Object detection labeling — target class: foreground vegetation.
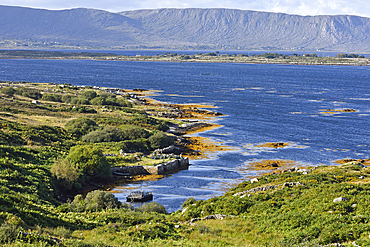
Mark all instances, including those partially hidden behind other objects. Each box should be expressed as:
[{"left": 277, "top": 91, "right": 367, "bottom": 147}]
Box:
[
  {"left": 1, "top": 81, "right": 370, "bottom": 246},
  {"left": 0, "top": 50, "right": 369, "bottom": 66}
]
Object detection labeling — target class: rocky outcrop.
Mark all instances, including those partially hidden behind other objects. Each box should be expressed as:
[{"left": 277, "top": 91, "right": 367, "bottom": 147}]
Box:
[
  {"left": 187, "top": 214, "right": 236, "bottom": 224},
  {"left": 233, "top": 182, "right": 305, "bottom": 197},
  {"left": 153, "top": 145, "right": 183, "bottom": 155},
  {"left": 168, "top": 122, "right": 209, "bottom": 135},
  {"left": 111, "top": 157, "right": 189, "bottom": 176}
]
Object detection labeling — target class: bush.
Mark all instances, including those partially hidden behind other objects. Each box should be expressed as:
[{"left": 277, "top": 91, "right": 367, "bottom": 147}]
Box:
[
  {"left": 90, "top": 96, "right": 106, "bottom": 105},
  {"left": 182, "top": 197, "right": 197, "bottom": 208},
  {"left": 117, "top": 98, "right": 132, "bottom": 107},
  {"left": 0, "top": 87, "right": 16, "bottom": 97},
  {"left": 121, "top": 138, "right": 149, "bottom": 152},
  {"left": 90, "top": 94, "right": 132, "bottom": 107},
  {"left": 0, "top": 223, "right": 18, "bottom": 244},
  {"left": 120, "top": 125, "right": 149, "bottom": 140},
  {"left": 41, "top": 94, "right": 56, "bottom": 101},
  {"left": 82, "top": 125, "right": 149, "bottom": 143},
  {"left": 68, "top": 190, "right": 121, "bottom": 212},
  {"left": 81, "top": 90, "right": 97, "bottom": 101},
  {"left": 85, "top": 190, "right": 121, "bottom": 211},
  {"left": 67, "top": 145, "right": 111, "bottom": 179},
  {"left": 52, "top": 226, "right": 72, "bottom": 239},
  {"left": 71, "top": 106, "right": 97, "bottom": 114},
  {"left": 136, "top": 202, "right": 167, "bottom": 214},
  {"left": 71, "top": 97, "right": 90, "bottom": 105},
  {"left": 51, "top": 158, "right": 82, "bottom": 190},
  {"left": 16, "top": 87, "right": 42, "bottom": 99},
  {"left": 148, "top": 131, "right": 174, "bottom": 149},
  {"left": 52, "top": 145, "right": 111, "bottom": 191},
  {"left": 61, "top": 94, "right": 76, "bottom": 103},
  {"left": 82, "top": 126, "right": 123, "bottom": 143},
  {"left": 65, "top": 118, "right": 98, "bottom": 138},
  {"left": 41, "top": 93, "right": 63, "bottom": 102}
]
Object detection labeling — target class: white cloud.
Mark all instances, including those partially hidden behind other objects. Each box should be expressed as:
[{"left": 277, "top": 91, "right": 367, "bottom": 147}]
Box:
[
  {"left": 270, "top": 0, "right": 369, "bottom": 16},
  {"left": 1, "top": 0, "right": 369, "bottom": 17}
]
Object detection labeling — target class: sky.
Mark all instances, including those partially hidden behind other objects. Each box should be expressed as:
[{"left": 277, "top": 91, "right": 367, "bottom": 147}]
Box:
[{"left": 1, "top": 0, "right": 370, "bottom": 18}]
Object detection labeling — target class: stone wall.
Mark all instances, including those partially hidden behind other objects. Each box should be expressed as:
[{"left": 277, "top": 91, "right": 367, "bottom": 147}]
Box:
[{"left": 111, "top": 157, "right": 190, "bottom": 176}]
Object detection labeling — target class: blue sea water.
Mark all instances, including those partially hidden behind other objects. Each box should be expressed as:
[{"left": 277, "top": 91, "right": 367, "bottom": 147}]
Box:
[{"left": 1, "top": 59, "right": 369, "bottom": 212}]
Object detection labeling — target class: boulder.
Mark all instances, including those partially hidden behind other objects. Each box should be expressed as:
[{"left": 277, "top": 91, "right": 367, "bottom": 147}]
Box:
[{"left": 333, "top": 197, "right": 349, "bottom": 203}]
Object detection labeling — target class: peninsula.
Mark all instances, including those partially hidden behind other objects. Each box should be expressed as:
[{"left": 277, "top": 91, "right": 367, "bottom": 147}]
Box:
[{"left": 1, "top": 50, "right": 369, "bottom": 66}]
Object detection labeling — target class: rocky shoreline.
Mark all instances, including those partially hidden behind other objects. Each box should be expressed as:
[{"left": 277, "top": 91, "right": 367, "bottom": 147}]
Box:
[{"left": 79, "top": 95, "right": 224, "bottom": 197}]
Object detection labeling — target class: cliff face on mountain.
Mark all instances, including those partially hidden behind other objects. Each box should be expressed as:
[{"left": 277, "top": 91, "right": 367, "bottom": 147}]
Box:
[{"left": 1, "top": 5, "right": 369, "bottom": 52}]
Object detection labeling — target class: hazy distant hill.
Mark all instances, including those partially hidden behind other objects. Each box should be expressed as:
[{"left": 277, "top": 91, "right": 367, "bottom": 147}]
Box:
[{"left": 1, "top": 5, "right": 370, "bottom": 52}]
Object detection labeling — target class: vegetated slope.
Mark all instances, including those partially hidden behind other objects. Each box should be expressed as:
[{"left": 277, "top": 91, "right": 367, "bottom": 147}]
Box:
[{"left": 1, "top": 5, "right": 370, "bottom": 51}]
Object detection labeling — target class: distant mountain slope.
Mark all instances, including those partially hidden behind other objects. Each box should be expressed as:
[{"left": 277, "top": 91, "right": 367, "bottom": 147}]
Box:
[
  {"left": 1, "top": 5, "right": 370, "bottom": 52},
  {"left": 0, "top": 5, "right": 175, "bottom": 47},
  {"left": 120, "top": 8, "right": 370, "bottom": 52}
]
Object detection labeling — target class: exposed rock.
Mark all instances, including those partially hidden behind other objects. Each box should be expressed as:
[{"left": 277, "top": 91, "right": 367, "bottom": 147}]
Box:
[
  {"left": 111, "top": 157, "right": 190, "bottom": 176},
  {"left": 250, "top": 178, "right": 259, "bottom": 183},
  {"left": 297, "top": 169, "right": 311, "bottom": 174},
  {"left": 167, "top": 122, "right": 209, "bottom": 135},
  {"left": 233, "top": 182, "right": 304, "bottom": 197},
  {"left": 282, "top": 167, "right": 312, "bottom": 174},
  {"left": 154, "top": 145, "right": 183, "bottom": 155},
  {"left": 182, "top": 207, "right": 188, "bottom": 214},
  {"left": 188, "top": 214, "right": 236, "bottom": 224},
  {"left": 333, "top": 197, "right": 349, "bottom": 203}
]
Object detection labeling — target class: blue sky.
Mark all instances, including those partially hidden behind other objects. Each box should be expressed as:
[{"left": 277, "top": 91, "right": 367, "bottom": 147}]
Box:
[{"left": 2, "top": 0, "right": 370, "bottom": 17}]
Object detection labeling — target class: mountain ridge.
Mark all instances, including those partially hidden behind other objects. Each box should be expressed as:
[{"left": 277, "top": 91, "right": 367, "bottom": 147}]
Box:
[{"left": 1, "top": 5, "right": 370, "bottom": 52}]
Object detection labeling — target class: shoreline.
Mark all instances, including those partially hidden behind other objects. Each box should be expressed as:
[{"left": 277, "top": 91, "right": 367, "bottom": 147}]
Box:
[
  {"left": 0, "top": 80, "right": 228, "bottom": 202},
  {"left": 2, "top": 56, "right": 370, "bottom": 67},
  {"left": 77, "top": 92, "right": 229, "bottom": 198}
]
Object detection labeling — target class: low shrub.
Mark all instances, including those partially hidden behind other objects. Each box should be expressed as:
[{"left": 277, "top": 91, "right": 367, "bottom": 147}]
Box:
[
  {"left": 182, "top": 197, "right": 196, "bottom": 208},
  {"left": 41, "top": 93, "right": 63, "bottom": 102},
  {"left": 65, "top": 118, "right": 98, "bottom": 138},
  {"left": 68, "top": 190, "right": 121, "bottom": 212},
  {"left": 16, "top": 87, "right": 42, "bottom": 99},
  {"left": 52, "top": 226, "right": 72, "bottom": 239},
  {"left": 82, "top": 126, "right": 123, "bottom": 143},
  {"left": 71, "top": 106, "right": 97, "bottom": 113},
  {"left": 0, "top": 223, "right": 19, "bottom": 244},
  {"left": 120, "top": 138, "right": 149, "bottom": 152},
  {"left": 51, "top": 145, "right": 111, "bottom": 191},
  {"left": 71, "top": 97, "right": 90, "bottom": 105},
  {"left": 67, "top": 145, "right": 111, "bottom": 179},
  {"left": 148, "top": 131, "right": 174, "bottom": 149},
  {"left": 136, "top": 202, "right": 167, "bottom": 214},
  {"left": 51, "top": 158, "right": 82, "bottom": 190},
  {"left": 0, "top": 87, "right": 16, "bottom": 97},
  {"left": 81, "top": 90, "right": 97, "bottom": 101},
  {"left": 120, "top": 125, "right": 149, "bottom": 140}
]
